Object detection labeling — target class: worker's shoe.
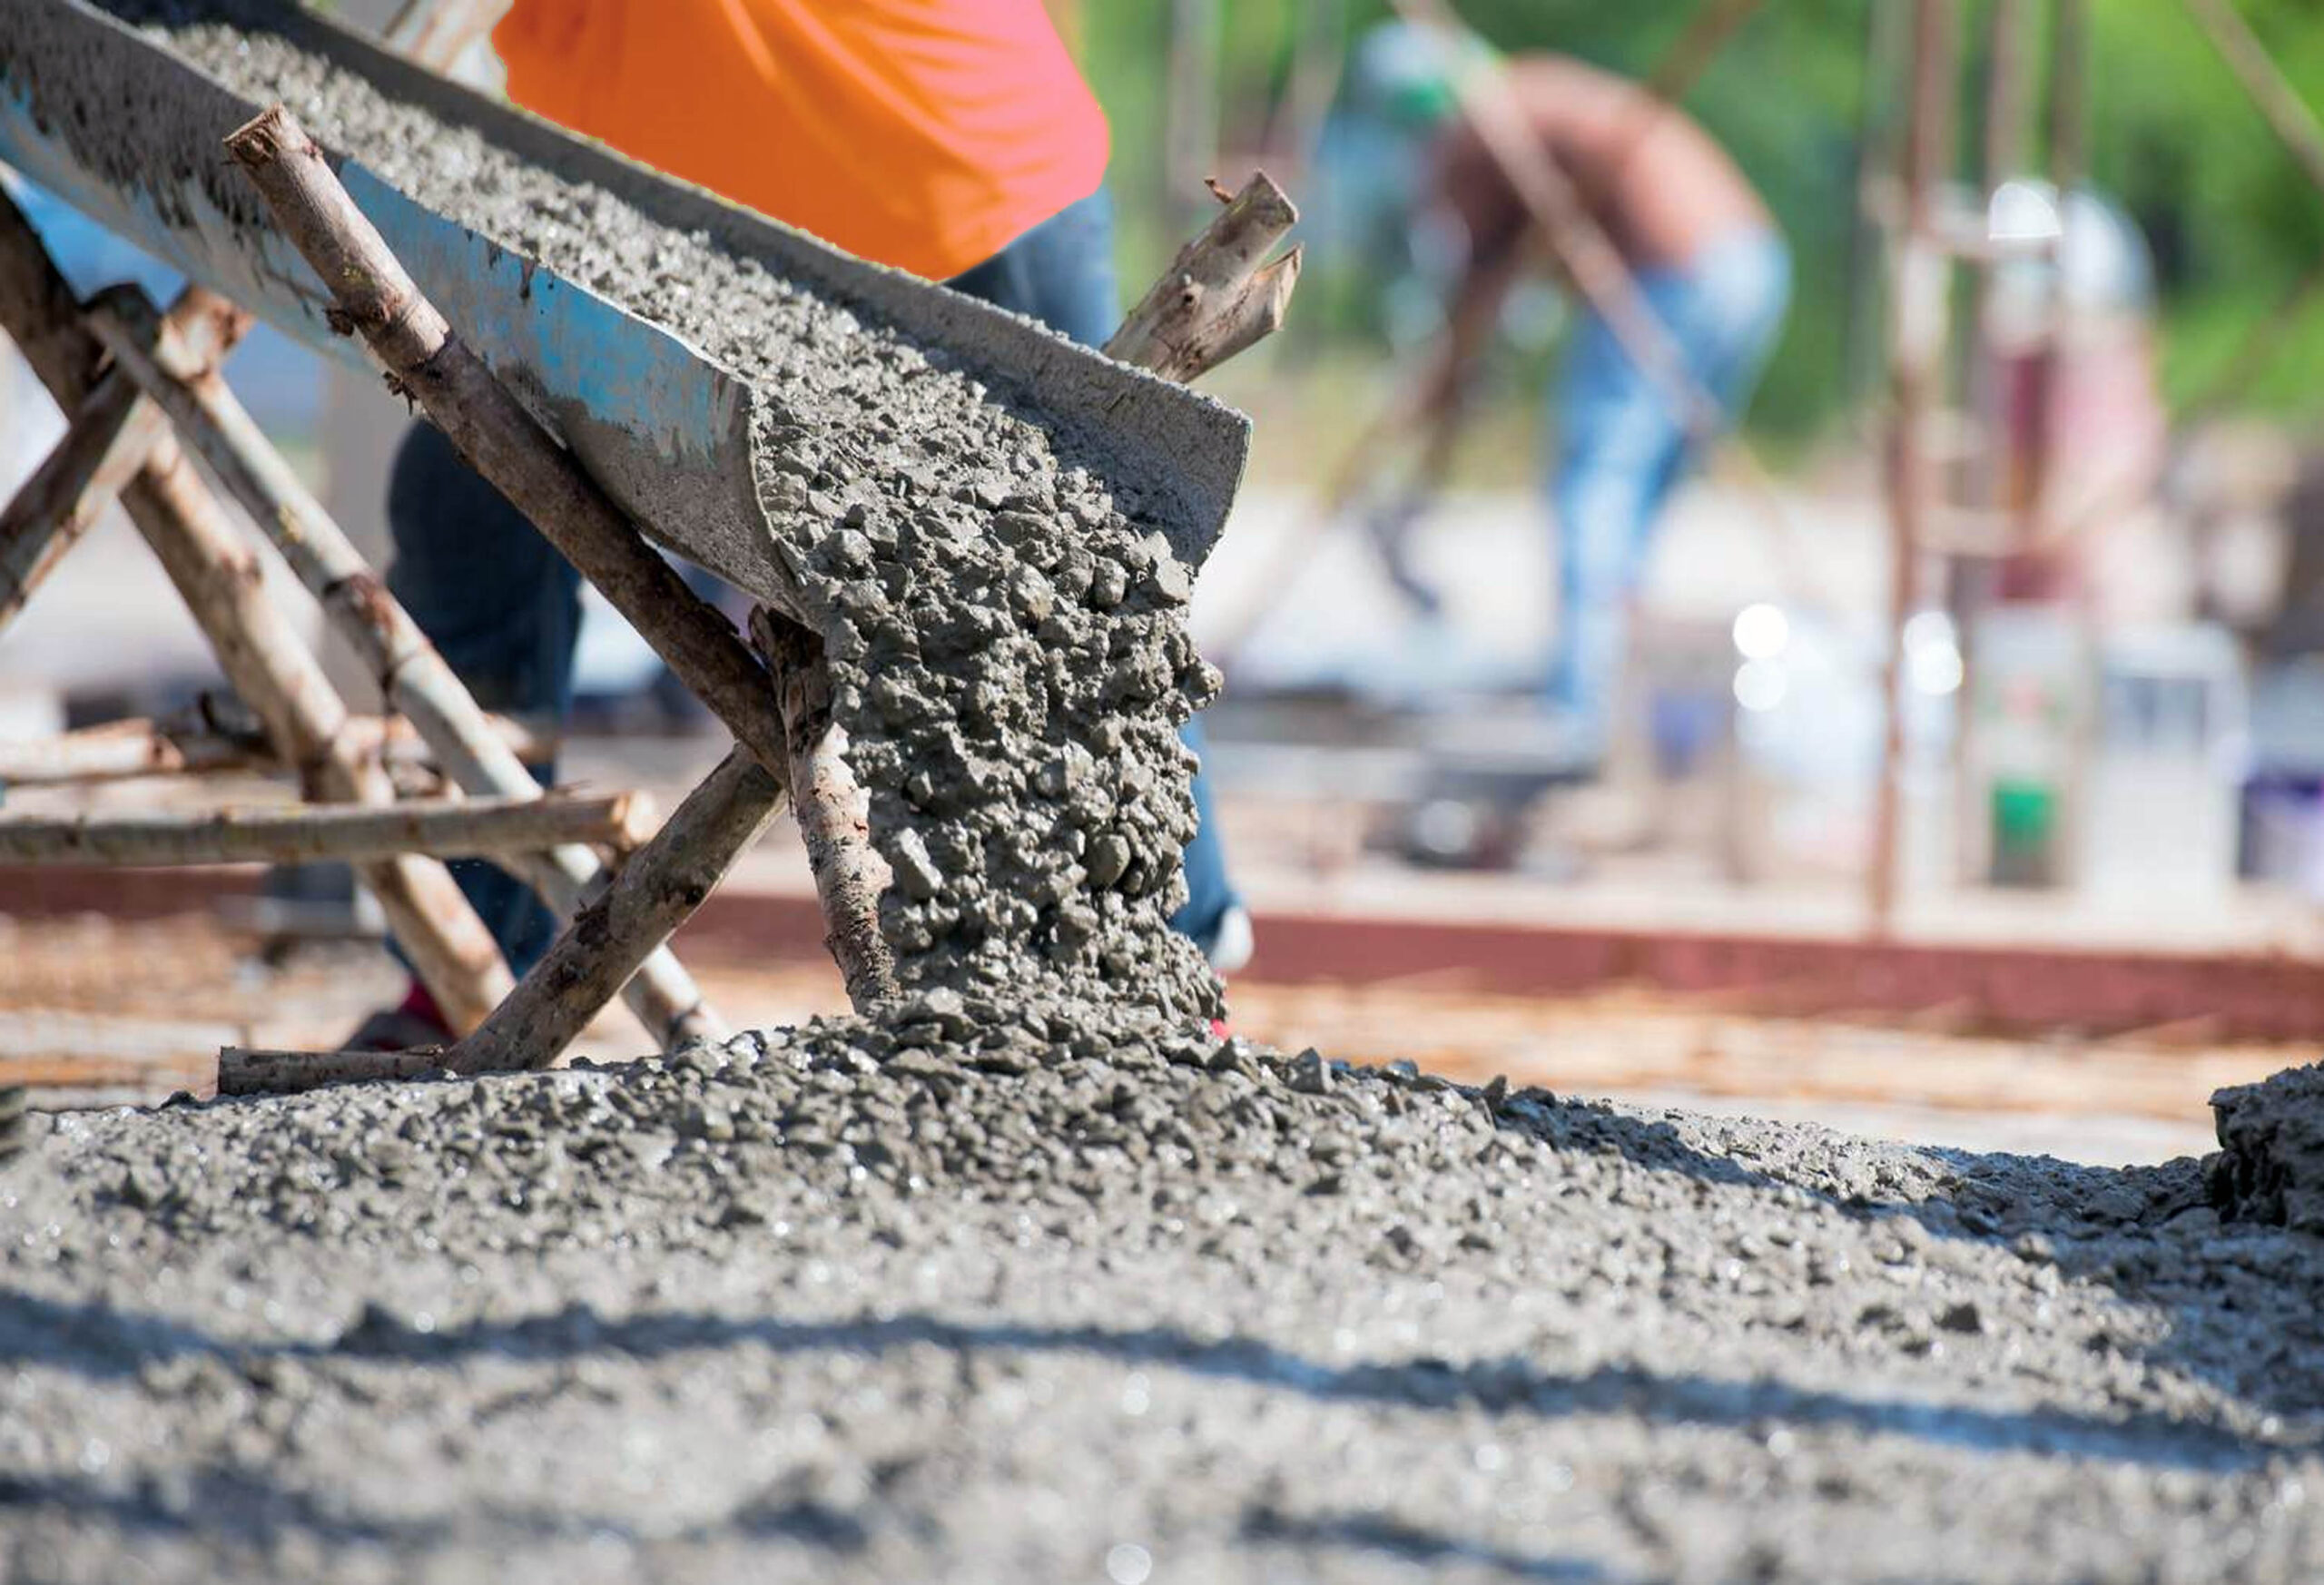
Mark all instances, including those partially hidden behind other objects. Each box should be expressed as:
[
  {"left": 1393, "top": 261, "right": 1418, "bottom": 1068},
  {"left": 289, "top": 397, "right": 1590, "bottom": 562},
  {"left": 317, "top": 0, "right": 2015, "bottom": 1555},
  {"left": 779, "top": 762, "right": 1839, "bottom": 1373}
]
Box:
[
  {"left": 1206, "top": 903, "right": 1256, "bottom": 975},
  {"left": 340, "top": 981, "right": 453, "bottom": 1053}
]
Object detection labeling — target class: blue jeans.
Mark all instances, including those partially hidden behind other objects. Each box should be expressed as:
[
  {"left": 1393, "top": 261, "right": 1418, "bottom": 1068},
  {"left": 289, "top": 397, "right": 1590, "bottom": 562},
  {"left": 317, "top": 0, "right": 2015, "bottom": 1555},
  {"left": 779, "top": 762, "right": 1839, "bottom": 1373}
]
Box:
[
  {"left": 1547, "top": 228, "right": 1791, "bottom": 756},
  {"left": 387, "top": 186, "right": 1240, "bottom": 977}
]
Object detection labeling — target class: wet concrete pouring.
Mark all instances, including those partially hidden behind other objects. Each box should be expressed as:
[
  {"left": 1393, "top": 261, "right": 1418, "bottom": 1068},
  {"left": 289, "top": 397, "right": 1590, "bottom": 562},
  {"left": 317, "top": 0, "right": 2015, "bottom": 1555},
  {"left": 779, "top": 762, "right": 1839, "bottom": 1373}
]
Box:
[{"left": 6, "top": 3, "right": 2324, "bottom": 1580}]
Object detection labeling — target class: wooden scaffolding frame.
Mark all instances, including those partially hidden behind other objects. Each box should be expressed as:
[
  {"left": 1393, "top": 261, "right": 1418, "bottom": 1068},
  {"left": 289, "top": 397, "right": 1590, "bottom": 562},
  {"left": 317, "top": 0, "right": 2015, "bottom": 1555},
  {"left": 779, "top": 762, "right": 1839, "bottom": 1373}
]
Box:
[{"left": 0, "top": 102, "right": 1298, "bottom": 1097}]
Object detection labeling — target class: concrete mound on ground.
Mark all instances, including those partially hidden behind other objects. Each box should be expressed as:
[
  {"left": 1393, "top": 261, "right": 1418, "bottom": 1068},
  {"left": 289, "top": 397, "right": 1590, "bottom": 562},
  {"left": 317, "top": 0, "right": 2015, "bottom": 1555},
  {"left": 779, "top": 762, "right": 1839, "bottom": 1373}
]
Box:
[
  {"left": 5, "top": 1017, "right": 2323, "bottom": 1582},
  {"left": 2210, "top": 1061, "right": 2324, "bottom": 1230}
]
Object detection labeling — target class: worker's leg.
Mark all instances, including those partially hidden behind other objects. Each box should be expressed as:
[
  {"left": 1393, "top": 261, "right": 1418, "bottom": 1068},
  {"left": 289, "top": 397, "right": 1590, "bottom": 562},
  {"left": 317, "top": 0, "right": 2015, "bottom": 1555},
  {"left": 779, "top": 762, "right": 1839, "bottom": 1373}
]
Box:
[
  {"left": 1546, "top": 302, "right": 1692, "bottom": 759},
  {"left": 1170, "top": 715, "right": 1241, "bottom": 957},
  {"left": 1676, "top": 230, "right": 1792, "bottom": 434},
  {"left": 1545, "top": 231, "right": 1791, "bottom": 754},
  {"left": 384, "top": 419, "right": 583, "bottom": 980},
  {"left": 946, "top": 185, "right": 1121, "bottom": 348},
  {"left": 950, "top": 188, "right": 1247, "bottom": 961}
]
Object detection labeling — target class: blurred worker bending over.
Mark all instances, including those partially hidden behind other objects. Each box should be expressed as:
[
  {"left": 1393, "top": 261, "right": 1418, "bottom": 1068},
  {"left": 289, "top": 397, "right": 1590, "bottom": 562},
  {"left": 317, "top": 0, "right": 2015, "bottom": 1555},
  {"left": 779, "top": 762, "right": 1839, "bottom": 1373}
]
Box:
[
  {"left": 1361, "top": 24, "right": 1791, "bottom": 768},
  {"left": 356, "top": 0, "right": 1248, "bottom": 1047}
]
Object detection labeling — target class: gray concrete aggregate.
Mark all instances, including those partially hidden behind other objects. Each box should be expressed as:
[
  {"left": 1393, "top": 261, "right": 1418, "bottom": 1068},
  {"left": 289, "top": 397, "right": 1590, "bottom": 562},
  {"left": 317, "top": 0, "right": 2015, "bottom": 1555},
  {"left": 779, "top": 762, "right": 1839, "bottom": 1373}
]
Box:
[
  {"left": 5, "top": 1022, "right": 2324, "bottom": 1581},
  {"left": 2211, "top": 1062, "right": 2324, "bottom": 1233}
]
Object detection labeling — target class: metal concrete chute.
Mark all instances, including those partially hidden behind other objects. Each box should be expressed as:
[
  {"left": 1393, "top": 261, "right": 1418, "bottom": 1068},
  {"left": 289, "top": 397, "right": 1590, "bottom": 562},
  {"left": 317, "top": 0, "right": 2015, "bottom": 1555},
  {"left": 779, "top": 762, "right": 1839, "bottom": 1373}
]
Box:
[{"left": 0, "top": 0, "right": 1251, "bottom": 609}]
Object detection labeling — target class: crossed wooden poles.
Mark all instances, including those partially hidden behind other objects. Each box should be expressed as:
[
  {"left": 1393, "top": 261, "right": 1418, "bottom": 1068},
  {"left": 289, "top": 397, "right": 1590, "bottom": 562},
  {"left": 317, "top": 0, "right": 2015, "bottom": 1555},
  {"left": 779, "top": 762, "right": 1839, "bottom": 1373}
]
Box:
[{"left": 0, "top": 104, "right": 1296, "bottom": 1096}]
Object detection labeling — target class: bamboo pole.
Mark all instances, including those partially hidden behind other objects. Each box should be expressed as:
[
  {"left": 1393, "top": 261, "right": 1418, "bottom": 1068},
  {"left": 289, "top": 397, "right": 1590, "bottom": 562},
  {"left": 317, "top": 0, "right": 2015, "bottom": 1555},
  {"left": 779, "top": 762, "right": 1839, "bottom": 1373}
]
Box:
[
  {"left": 222, "top": 108, "right": 791, "bottom": 778},
  {"left": 1105, "top": 172, "right": 1302, "bottom": 384},
  {"left": 81, "top": 284, "right": 724, "bottom": 1049},
  {"left": 0, "top": 791, "right": 652, "bottom": 868},
  {"left": 0, "top": 711, "right": 547, "bottom": 787},
  {"left": 0, "top": 286, "right": 247, "bottom": 635},
  {"left": 0, "top": 183, "right": 512, "bottom": 1031},
  {"left": 751, "top": 607, "right": 896, "bottom": 1010}
]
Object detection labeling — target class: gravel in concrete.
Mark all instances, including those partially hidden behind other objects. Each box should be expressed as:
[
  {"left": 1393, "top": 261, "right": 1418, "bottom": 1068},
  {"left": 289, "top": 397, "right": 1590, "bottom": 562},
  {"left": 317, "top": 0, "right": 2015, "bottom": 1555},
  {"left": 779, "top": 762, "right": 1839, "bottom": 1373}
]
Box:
[{"left": 5, "top": 1017, "right": 2323, "bottom": 1582}]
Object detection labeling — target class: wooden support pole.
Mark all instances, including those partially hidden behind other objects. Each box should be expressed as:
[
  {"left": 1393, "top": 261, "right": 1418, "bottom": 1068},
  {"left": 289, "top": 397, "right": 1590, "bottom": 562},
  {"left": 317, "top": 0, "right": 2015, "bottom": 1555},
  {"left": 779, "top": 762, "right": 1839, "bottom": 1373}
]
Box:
[
  {"left": 750, "top": 607, "right": 896, "bottom": 1011},
  {"left": 0, "top": 384, "right": 162, "bottom": 631},
  {"left": 219, "top": 1045, "right": 447, "bottom": 1097},
  {"left": 0, "top": 711, "right": 548, "bottom": 787},
  {"left": 0, "top": 286, "right": 248, "bottom": 636},
  {"left": 0, "top": 717, "right": 254, "bottom": 784},
  {"left": 448, "top": 748, "right": 784, "bottom": 1078},
  {"left": 0, "top": 791, "right": 654, "bottom": 868},
  {"left": 223, "top": 108, "right": 791, "bottom": 779},
  {"left": 81, "top": 283, "right": 724, "bottom": 1050},
  {"left": 2181, "top": 0, "right": 2324, "bottom": 205},
  {"left": 1869, "top": 0, "right": 1955, "bottom": 936},
  {"left": 0, "top": 182, "right": 513, "bottom": 1033},
  {"left": 222, "top": 751, "right": 783, "bottom": 1092},
  {"left": 1106, "top": 172, "right": 1302, "bottom": 384}
]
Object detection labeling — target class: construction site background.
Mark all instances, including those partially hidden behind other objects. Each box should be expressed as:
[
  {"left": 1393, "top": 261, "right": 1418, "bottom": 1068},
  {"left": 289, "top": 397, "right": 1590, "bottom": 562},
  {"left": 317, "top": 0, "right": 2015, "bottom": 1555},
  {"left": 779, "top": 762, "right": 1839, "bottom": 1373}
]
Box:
[{"left": 12, "top": 0, "right": 2324, "bottom": 1167}]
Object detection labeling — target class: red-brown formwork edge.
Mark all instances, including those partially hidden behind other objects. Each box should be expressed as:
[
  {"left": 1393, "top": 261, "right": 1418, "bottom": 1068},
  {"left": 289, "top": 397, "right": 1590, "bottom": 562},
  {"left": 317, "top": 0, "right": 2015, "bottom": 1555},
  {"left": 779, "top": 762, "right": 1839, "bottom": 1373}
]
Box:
[
  {"left": 1230, "top": 913, "right": 2324, "bottom": 1042},
  {"left": 5, "top": 866, "right": 2322, "bottom": 1041},
  {"left": 0, "top": 864, "right": 266, "bottom": 920}
]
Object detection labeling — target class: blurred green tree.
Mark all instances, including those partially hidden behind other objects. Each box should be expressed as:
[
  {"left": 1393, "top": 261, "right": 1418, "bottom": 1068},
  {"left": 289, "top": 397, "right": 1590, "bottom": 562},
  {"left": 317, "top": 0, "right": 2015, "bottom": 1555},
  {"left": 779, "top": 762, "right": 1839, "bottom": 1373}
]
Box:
[{"left": 1080, "top": 0, "right": 2324, "bottom": 441}]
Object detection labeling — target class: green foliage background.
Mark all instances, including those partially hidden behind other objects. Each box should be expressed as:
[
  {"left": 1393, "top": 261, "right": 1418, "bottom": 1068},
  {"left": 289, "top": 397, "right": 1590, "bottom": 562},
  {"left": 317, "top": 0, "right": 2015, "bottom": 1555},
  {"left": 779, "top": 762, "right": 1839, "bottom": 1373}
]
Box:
[{"left": 1079, "top": 0, "right": 2324, "bottom": 443}]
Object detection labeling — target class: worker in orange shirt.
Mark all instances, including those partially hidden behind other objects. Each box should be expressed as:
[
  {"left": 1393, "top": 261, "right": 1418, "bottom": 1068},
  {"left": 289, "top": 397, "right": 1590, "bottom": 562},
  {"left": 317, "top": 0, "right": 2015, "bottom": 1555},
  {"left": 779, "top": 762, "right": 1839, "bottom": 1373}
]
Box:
[{"left": 357, "top": 0, "right": 1248, "bottom": 1047}]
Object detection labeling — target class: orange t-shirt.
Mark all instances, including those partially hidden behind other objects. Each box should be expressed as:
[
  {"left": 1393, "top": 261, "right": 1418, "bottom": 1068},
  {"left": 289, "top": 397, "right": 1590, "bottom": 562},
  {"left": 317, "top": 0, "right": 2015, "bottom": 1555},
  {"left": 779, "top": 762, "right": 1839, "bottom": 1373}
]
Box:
[{"left": 493, "top": 0, "right": 1110, "bottom": 281}]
